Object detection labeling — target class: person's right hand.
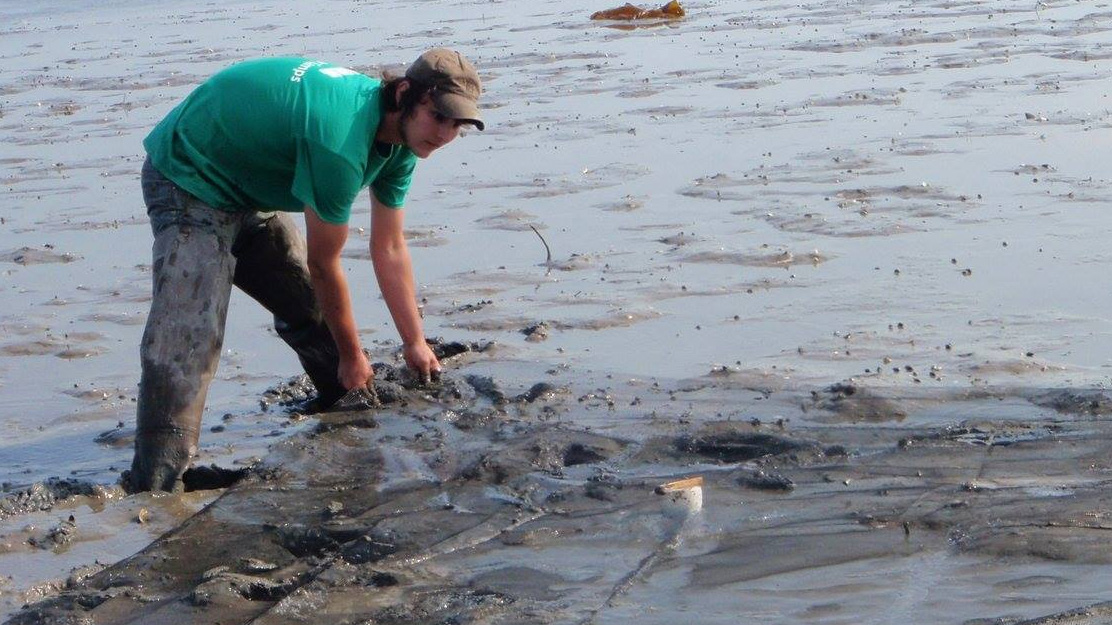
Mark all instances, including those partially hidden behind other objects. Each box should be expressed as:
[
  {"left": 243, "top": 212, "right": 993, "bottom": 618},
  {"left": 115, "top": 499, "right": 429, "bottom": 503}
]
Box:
[
  {"left": 338, "top": 351, "right": 374, "bottom": 391},
  {"left": 403, "top": 340, "right": 441, "bottom": 384}
]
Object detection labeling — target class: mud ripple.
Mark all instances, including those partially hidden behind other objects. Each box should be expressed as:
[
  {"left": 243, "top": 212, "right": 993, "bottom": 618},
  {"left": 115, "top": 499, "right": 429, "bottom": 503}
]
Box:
[
  {"left": 680, "top": 248, "right": 827, "bottom": 268},
  {"left": 1, "top": 246, "right": 80, "bottom": 265}
]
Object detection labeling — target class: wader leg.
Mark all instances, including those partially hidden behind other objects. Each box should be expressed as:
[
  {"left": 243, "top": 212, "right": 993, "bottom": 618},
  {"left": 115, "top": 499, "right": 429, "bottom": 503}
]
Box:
[
  {"left": 129, "top": 159, "right": 240, "bottom": 493},
  {"left": 231, "top": 212, "right": 345, "bottom": 408}
]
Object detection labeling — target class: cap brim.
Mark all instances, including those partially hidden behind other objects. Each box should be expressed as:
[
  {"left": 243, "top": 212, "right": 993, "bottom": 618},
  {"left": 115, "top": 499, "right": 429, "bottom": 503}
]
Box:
[{"left": 433, "top": 91, "right": 484, "bottom": 131}]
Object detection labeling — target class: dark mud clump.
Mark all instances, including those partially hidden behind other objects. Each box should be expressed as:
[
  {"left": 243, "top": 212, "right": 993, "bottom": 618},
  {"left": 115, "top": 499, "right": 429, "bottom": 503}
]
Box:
[
  {"left": 181, "top": 465, "right": 251, "bottom": 492},
  {"left": 92, "top": 422, "right": 133, "bottom": 448},
  {"left": 517, "top": 382, "right": 562, "bottom": 403},
  {"left": 259, "top": 375, "right": 319, "bottom": 411},
  {"left": 188, "top": 570, "right": 298, "bottom": 606},
  {"left": 448, "top": 409, "right": 503, "bottom": 431},
  {"left": 1031, "top": 389, "right": 1112, "bottom": 417},
  {"left": 470, "top": 566, "right": 569, "bottom": 602},
  {"left": 364, "top": 589, "right": 512, "bottom": 625},
  {"left": 562, "top": 442, "right": 608, "bottom": 466},
  {"left": 0, "top": 479, "right": 104, "bottom": 520},
  {"left": 663, "top": 420, "right": 841, "bottom": 466},
  {"left": 897, "top": 422, "right": 1060, "bottom": 449},
  {"left": 1009, "top": 601, "right": 1112, "bottom": 625},
  {"left": 339, "top": 536, "right": 399, "bottom": 566},
  {"left": 677, "top": 431, "right": 807, "bottom": 463},
  {"left": 259, "top": 339, "right": 495, "bottom": 412},
  {"left": 464, "top": 429, "right": 627, "bottom": 483},
  {"left": 16, "top": 363, "right": 1112, "bottom": 625},
  {"left": 119, "top": 463, "right": 252, "bottom": 495},
  {"left": 811, "top": 381, "right": 908, "bottom": 422},
  {"left": 464, "top": 374, "right": 507, "bottom": 404},
  {"left": 737, "top": 468, "right": 795, "bottom": 491},
  {"left": 27, "top": 515, "right": 78, "bottom": 551},
  {"left": 274, "top": 526, "right": 342, "bottom": 559},
  {"left": 521, "top": 322, "right": 550, "bottom": 342}
]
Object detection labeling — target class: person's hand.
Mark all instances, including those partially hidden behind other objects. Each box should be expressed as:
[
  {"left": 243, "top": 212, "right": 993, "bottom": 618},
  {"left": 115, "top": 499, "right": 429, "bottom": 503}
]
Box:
[
  {"left": 338, "top": 350, "right": 374, "bottom": 391},
  {"left": 403, "top": 341, "right": 441, "bottom": 384}
]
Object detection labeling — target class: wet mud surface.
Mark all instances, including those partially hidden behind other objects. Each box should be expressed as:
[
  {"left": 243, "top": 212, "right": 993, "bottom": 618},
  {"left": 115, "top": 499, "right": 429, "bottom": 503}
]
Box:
[
  {"left": 9, "top": 360, "right": 1112, "bottom": 624},
  {"left": 5, "top": 0, "right": 1112, "bottom": 622}
]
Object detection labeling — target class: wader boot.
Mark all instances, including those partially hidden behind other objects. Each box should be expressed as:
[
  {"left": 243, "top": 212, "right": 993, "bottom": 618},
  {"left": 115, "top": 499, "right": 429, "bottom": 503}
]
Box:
[
  {"left": 130, "top": 161, "right": 346, "bottom": 492},
  {"left": 231, "top": 212, "right": 346, "bottom": 409},
  {"left": 130, "top": 159, "right": 236, "bottom": 492}
]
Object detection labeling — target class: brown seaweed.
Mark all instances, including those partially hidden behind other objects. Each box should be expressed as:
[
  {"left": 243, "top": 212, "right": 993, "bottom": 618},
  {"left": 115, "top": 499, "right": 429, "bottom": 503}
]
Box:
[{"left": 590, "top": 0, "right": 684, "bottom": 21}]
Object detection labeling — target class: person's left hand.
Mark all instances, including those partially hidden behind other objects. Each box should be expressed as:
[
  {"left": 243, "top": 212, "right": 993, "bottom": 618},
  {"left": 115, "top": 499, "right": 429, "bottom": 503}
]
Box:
[{"left": 403, "top": 340, "right": 441, "bottom": 384}]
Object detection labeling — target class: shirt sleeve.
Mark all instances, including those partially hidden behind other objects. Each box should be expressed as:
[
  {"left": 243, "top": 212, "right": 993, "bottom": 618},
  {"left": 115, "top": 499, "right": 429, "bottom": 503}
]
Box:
[
  {"left": 291, "top": 136, "right": 362, "bottom": 224},
  {"left": 370, "top": 150, "right": 417, "bottom": 209}
]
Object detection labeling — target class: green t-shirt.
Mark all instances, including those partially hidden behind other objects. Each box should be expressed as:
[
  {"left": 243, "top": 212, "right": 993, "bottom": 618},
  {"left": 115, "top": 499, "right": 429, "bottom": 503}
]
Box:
[{"left": 143, "top": 57, "right": 417, "bottom": 223}]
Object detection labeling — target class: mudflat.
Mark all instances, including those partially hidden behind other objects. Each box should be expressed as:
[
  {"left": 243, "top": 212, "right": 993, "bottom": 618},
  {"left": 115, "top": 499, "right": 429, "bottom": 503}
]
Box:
[{"left": 3, "top": 0, "right": 1112, "bottom": 623}]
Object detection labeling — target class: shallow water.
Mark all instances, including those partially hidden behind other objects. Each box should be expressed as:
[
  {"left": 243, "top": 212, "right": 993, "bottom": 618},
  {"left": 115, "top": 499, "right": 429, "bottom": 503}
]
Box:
[{"left": 2, "top": 0, "right": 1112, "bottom": 621}]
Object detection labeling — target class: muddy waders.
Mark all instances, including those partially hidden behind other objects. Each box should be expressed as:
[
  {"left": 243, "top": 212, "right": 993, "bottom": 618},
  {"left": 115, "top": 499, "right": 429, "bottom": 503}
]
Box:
[{"left": 129, "top": 159, "right": 346, "bottom": 492}]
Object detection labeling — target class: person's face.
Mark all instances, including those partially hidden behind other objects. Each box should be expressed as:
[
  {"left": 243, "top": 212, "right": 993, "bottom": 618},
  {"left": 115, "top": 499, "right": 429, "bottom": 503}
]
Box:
[{"left": 400, "top": 95, "right": 462, "bottom": 159}]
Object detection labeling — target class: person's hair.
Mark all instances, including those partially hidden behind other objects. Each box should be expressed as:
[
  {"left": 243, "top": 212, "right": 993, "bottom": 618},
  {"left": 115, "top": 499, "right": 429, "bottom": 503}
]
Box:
[{"left": 380, "top": 73, "right": 434, "bottom": 118}]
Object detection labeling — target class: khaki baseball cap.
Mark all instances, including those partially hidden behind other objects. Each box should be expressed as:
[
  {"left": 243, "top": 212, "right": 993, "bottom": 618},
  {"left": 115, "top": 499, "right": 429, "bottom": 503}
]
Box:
[{"left": 406, "top": 48, "right": 484, "bottom": 130}]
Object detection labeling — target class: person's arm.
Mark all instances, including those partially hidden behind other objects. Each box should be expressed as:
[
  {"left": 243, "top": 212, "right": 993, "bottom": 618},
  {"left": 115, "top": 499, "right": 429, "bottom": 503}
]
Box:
[
  {"left": 303, "top": 206, "right": 373, "bottom": 391},
  {"left": 370, "top": 196, "right": 441, "bottom": 380}
]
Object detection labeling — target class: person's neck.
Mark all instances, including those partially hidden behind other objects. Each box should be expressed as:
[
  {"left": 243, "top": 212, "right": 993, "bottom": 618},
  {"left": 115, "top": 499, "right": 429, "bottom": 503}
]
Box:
[{"left": 376, "top": 111, "right": 403, "bottom": 145}]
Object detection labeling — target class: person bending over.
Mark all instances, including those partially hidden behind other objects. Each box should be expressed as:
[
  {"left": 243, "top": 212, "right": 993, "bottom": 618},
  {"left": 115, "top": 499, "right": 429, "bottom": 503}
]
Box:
[{"left": 129, "top": 48, "right": 484, "bottom": 492}]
